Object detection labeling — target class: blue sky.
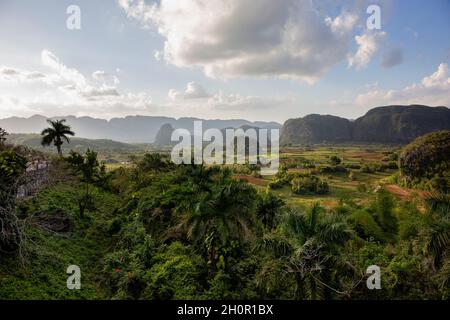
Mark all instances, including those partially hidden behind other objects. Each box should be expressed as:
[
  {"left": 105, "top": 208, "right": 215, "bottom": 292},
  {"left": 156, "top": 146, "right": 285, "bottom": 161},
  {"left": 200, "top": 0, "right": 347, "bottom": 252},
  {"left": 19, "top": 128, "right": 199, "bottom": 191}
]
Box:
[{"left": 0, "top": 0, "right": 449, "bottom": 122}]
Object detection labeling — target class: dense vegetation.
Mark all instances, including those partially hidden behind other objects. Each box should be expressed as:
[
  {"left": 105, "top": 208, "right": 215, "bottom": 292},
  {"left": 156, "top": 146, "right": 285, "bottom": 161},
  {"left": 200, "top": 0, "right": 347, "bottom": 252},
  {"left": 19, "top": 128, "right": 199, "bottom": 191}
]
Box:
[
  {"left": 1, "top": 125, "right": 450, "bottom": 300},
  {"left": 399, "top": 131, "right": 450, "bottom": 192}
]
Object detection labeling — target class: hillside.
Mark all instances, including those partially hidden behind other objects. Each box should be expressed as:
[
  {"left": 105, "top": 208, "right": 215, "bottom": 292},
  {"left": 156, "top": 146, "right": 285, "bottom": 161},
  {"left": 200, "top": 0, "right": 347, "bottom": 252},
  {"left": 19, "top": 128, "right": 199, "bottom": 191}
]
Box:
[
  {"left": 153, "top": 123, "right": 175, "bottom": 146},
  {"left": 352, "top": 105, "right": 450, "bottom": 143},
  {"left": 281, "top": 105, "right": 450, "bottom": 145},
  {"left": 280, "top": 114, "right": 353, "bottom": 145},
  {"left": 7, "top": 134, "right": 145, "bottom": 154}
]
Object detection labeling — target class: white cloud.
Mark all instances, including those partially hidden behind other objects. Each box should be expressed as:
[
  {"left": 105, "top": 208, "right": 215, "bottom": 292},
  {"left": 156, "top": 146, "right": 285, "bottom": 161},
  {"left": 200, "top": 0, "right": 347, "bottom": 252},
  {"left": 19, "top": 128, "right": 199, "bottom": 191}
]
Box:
[
  {"left": 0, "top": 66, "right": 48, "bottom": 83},
  {"left": 41, "top": 49, "right": 86, "bottom": 87},
  {"left": 207, "top": 92, "right": 288, "bottom": 111},
  {"left": 348, "top": 31, "right": 386, "bottom": 70},
  {"left": 80, "top": 86, "right": 121, "bottom": 98},
  {"left": 422, "top": 63, "right": 450, "bottom": 88},
  {"left": 154, "top": 50, "right": 163, "bottom": 61},
  {"left": 118, "top": 0, "right": 361, "bottom": 82},
  {"left": 168, "top": 82, "right": 210, "bottom": 100},
  {"left": 92, "top": 70, "right": 107, "bottom": 81},
  {"left": 92, "top": 70, "right": 121, "bottom": 85},
  {"left": 0, "top": 50, "right": 155, "bottom": 119},
  {"left": 356, "top": 63, "right": 450, "bottom": 107}
]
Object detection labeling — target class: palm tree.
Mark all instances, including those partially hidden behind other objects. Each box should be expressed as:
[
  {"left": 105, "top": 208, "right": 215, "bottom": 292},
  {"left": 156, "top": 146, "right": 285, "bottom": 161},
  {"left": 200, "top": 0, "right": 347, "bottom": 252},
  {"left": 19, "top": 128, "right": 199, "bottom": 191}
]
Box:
[
  {"left": 179, "top": 180, "right": 257, "bottom": 273},
  {"left": 424, "top": 192, "right": 450, "bottom": 270},
  {"left": 257, "top": 204, "right": 353, "bottom": 299},
  {"left": 41, "top": 119, "right": 75, "bottom": 156},
  {"left": 256, "top": 192, "right": 285, "bottom": 230}
]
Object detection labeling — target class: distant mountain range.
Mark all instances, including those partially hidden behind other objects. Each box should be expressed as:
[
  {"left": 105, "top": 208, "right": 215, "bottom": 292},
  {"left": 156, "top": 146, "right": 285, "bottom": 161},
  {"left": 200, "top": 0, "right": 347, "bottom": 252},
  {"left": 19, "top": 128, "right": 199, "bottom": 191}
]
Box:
[
  {"left": 153, "top": 123, "right": 274, "bottom": 147},
  {"left": 2, "top": 105, "right": 449, "bottom": 147},
  {"left": 280, "top": 105, "right": 450, "bottom": 145},
  {"left": 0, "top": 115, "right": 281, "bottom": 143}
]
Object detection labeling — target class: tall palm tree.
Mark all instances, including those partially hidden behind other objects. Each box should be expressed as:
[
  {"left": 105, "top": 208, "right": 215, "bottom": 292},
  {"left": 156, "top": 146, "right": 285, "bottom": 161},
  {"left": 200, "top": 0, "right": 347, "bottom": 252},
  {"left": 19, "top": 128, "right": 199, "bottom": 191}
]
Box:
[
  {"left": 41, "top": 119, "right": 75, "bottom": 156},
  {"left": 256, "top": 192, "right": 285, "bottom": 230},
  {"left": 257, "top": 204, "right": 353, "bottom": 299},
  {"left": 424, "top": 192, "right": 450, "bottom": 269}
]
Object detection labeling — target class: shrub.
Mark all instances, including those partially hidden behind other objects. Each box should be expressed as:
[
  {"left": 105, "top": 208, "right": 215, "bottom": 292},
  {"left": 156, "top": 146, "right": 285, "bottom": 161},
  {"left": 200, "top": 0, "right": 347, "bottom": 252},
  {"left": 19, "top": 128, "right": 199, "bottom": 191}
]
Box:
[
  {"left": 329, "top": 155, "right": 341, "bottom": 166},
  {"left": 347, "top": 209, "right": 385, "bottom": 241},
  {"left": 291, "top": 175, "right": 329, "bottom": 195},
  {"left": 357, "top": 182, "right": 368, "bottom": 193},
  {"left": 268, "top": 178, "right": 288, "bottom": 190}
]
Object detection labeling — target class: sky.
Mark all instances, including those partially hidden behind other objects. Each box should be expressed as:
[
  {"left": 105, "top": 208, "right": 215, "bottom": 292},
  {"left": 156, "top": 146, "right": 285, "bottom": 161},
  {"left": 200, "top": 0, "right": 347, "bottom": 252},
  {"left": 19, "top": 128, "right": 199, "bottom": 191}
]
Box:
[{"left": 0, "top": 0, "right": 449, "bottom": 123}]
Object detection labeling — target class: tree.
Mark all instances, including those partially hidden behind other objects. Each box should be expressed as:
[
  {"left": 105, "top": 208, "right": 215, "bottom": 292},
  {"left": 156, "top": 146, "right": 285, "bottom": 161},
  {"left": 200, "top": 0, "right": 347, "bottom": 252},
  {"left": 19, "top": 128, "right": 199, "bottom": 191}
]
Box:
[
  {"left": 0, "top": 127, "right": 8, "bottom": 145},
  {"left": 258, "top": 204, "right": 352, "bottom": 299},
  {"left": 256, "top": 192, "right": 284, "bottom": 230},
  {"left": 424, "top": 192, "right": 450, "bottom": 270},
  {"left": 180, "top": 180, "right": 257, "bottom": 273},
  {"left": 374, "top": 189, "right": 398, "bottom": 239},
  {"left": 0, "top": 150, "right": 26, "bottom": 252},
  {"left": 41, "top": 119, "right": 75, "bottom": 156},
  {"left": 66, "top": 149, "right": 106, "bottom": 217}
]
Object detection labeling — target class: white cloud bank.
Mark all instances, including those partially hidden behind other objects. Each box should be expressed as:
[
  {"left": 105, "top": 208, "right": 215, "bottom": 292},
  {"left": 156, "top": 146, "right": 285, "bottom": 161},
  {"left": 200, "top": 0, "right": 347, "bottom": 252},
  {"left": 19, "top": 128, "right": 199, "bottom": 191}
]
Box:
[
  {"left": 118, "top": 0, "right": 372, "bottom": 83},
  {"left": 356, "top": 63, "right": 450, "bottom": 107},
  {"left": 0, "top": 50, "right": 293, "bottom": 121},
  {"left": 0, "top": 50, "right": 154, "bottom": 118}
]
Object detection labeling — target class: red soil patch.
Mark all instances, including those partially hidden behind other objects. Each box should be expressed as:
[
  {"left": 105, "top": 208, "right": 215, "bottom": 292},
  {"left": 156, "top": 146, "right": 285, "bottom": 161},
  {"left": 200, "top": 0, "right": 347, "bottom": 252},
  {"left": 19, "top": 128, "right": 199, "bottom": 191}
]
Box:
[
  {"left": 347, "top": 152, "right": 384, "bottom": 161},
  {"left": 233, "top": 175, "right": 268, "bottom": 186}
]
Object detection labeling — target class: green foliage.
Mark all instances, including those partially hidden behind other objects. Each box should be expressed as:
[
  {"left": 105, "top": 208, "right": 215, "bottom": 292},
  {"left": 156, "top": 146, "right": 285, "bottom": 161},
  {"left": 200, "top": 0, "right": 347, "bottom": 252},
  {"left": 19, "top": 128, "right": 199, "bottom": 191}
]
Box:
[
  {"left": 66, "top": 150, "right": 109, "bottom": 217},
  {"left": 0, "top": 149, "right": 27, "bottom": 252},
  {"left": 256, "top": 192, "right": 285, "bottom": 230},
  {"left": 329, "top": 155, "right": 341, "bottom": 166},
  {"left": 0, "top": 149, "right": 26, "bottom": 178},
  {"left": 136, "top": 153, "right": 172, "bottom": 171},
  {"left": 0, "top": 127, "right": 8, "bottom": 144},
  {"left": 373, "top": 189, "right": 398, "bottom": 240},
  {"left": 291, "top": 175, "right": 329, "bottom": 195},
  {"left": 144, "top": 242, "right": 204, "bottom": 299},
  {"left": 2, "top": 143, "right": 450, "bottom": 300},
  {"left": 348, "top": 210, "right": 385, "bottom": 242},
  {"left": 400, "top": 130, "right": 450, "bottom": 192},
  {"left": 41, "top": 119, "right": 75, "bottom": 156}
]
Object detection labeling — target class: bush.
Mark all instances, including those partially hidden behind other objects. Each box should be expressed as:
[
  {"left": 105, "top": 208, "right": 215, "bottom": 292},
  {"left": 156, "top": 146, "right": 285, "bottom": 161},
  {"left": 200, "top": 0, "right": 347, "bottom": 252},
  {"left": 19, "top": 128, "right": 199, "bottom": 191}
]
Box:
[
  {"left": 291, "top": 175, "right": 329, "bottom": 195},
  {"left": 348, "top": 209, "right": 385, "bottom": 241},
  {"left": 329, "top": 155, "right": 341, "bottom": 166},
  {"left": 317, "top": 165, "right": 347, "bottom": 174},
  {"left": 268, "top": 177, "right": 290, "bottom": 190},
  {"left": 357, "top": 182, "right": 368, "bottom": 193}
]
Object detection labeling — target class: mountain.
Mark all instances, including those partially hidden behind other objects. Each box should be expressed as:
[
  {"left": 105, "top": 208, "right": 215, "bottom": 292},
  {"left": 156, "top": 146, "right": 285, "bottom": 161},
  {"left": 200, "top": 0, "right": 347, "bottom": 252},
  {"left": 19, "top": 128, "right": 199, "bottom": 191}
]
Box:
[
  {"left": 153, "top": 123, "right": 274, "bottom": 147},
  {"left": 352, "top": 105, "right": 450, "bottom": 143},
  {"left": 280, "top": 114, "right": 352, "bottom": 145},
  {"left": 0, "top": 115, "right": 281, "bottom": 143},
  {"left": 6, "top": 133, "right": 145, "bottom": 154},
  {"left": 280, "top": 105, "right": 450, "bottom": 145},
  {"left": 154, "top": 123, "right": 175, "bottom": 146}
]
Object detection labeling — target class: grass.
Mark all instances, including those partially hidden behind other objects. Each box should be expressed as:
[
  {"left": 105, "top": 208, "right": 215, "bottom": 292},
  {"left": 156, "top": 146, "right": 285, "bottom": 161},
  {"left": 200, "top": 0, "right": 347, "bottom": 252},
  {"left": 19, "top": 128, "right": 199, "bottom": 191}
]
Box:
[
  {"left": 0, "top": 182, "right": 121, "bottom": 299},
  {"left": 260, "top": 144, "right": 399, "bottom": 208}
]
